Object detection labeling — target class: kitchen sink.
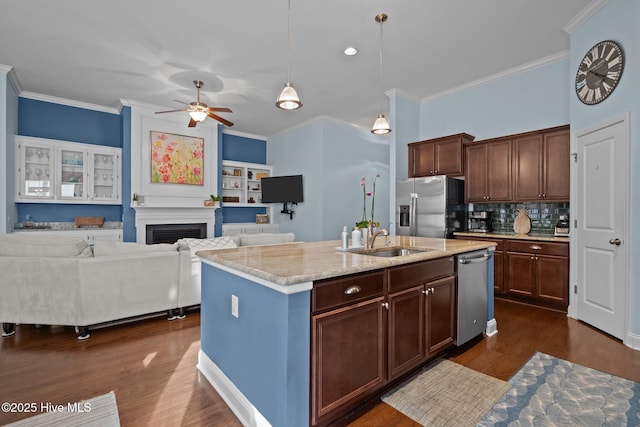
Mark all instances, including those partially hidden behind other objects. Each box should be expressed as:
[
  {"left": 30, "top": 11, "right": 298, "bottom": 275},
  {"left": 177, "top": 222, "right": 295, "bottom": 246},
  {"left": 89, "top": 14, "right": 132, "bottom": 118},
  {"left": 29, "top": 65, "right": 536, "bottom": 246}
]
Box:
[{"left": 356, "top": 247, "right": 432, "bottom": 257}]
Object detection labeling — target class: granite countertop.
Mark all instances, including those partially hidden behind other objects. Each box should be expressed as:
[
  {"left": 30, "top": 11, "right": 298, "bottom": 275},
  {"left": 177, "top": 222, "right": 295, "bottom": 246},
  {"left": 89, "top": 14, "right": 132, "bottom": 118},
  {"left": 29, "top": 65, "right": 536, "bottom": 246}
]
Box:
[
  {"left": 454, "top": 231, "right": 569, "bottom": 243},
  {"left": 14, "top": 221, "right": 123, "bottom": 231},
  {"left": 197, "top": 236, "right": 495, "bottom": 286}
]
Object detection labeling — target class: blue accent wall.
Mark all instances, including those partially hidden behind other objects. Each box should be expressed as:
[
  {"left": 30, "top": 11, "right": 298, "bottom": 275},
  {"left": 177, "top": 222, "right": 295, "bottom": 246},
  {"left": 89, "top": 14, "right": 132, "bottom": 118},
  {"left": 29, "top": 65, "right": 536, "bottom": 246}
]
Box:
[
  {"left": 201, "top": 264, "right": 310, "bottom": 427},
  {"left": 222, "top": 134, "right": 266, "bottom": 164},
  {"left": 221, "top": 133, "right": 268, "bottom": 225},
  {"left": 16, "top": 98, "right": 124, "bottom": 224},
  {"left": 19, "top": 98, "right": 120, "bottom": 146}
]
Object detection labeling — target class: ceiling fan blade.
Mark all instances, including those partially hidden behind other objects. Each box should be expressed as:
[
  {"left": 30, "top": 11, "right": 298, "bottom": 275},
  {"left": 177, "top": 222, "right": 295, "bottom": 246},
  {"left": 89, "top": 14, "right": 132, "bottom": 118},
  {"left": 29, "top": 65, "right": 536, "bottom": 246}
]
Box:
[
  {"left": 155, "top": 109, "right": 187, "bottom": 114},
  {"left": 207, "top": 107, "right": 232, "bottom": 113},
  {"left": 207, "top": 112, "right": 234, "bottom": 127},
  {"left": 188, "top": 118, "right": 197, "bottom": 127},
  {"left": 173, "top": 100, "right": 189, "bottom": 105}
]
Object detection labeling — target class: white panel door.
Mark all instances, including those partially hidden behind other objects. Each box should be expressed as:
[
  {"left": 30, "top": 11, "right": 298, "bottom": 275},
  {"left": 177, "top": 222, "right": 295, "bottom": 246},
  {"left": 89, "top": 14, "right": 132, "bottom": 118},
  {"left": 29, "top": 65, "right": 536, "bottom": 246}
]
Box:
[{"left": 576, "top": 118, "right": 628, "bottom": 340}]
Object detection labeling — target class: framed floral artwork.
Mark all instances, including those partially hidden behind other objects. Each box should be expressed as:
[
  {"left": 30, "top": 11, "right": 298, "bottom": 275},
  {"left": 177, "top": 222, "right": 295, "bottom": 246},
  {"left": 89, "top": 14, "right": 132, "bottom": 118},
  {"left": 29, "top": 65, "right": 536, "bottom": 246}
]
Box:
[{"left": 150, "top": 131, "right": 204, "bottom": 185}]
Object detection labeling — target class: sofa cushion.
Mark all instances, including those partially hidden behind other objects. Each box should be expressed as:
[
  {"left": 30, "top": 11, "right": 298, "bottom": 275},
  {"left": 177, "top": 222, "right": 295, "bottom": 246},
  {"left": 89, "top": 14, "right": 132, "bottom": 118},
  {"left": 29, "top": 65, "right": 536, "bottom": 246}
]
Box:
[
  {"left": 238, "top": 232, "right": 295, "bottom": 246},
  {"left": 178, "top": 236, "right": 238, "bottom": 258},
  {"left": 93, "top": 241, "right": 178, "bottom": 256},
  {"left": 0, "top": 234, "right": 93, "bottom": 258}
]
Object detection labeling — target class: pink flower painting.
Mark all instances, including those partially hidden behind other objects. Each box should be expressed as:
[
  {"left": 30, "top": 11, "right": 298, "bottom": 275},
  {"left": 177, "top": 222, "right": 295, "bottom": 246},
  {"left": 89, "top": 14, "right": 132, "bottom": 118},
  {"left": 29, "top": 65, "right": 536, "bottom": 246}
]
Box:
[{"left": 150, "top": 131, "right": 204, "bottom": 185}]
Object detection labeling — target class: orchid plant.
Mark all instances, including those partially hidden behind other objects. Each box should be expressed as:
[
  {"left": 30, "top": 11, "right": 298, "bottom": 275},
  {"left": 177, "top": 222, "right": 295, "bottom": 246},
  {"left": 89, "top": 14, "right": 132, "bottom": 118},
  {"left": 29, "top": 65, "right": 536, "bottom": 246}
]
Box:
[{"left": 357, "top": 173, "right": 381, "bottom": 230}]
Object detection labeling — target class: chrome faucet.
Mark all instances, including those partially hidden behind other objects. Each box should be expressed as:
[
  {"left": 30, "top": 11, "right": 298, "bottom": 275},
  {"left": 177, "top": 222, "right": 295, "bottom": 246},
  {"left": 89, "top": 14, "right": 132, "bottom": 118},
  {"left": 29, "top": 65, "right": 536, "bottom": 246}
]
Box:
[{"left": 368, "top": 228, "right": 389, "bottom": 249}]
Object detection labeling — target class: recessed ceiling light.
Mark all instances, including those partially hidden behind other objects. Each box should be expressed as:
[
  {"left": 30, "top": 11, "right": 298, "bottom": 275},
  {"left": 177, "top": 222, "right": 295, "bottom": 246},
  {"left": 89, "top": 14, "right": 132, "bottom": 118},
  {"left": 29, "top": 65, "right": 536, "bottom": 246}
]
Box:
[{"left": 344, "top": 47, "right": 358, "bottom": 56}]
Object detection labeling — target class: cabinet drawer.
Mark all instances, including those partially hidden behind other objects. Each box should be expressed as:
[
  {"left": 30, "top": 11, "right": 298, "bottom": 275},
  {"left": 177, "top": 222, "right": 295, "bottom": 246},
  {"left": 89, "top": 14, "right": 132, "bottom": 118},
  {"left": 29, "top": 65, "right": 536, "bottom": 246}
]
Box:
[
  {"left": 388, "top": 257, "right": 454, "bottom": 293},
  {"left": 313, "top": 271, "right": 385, "bottom": 313},
  {"left": 506, "top": 240, "right": 568, "bottom": 257}
]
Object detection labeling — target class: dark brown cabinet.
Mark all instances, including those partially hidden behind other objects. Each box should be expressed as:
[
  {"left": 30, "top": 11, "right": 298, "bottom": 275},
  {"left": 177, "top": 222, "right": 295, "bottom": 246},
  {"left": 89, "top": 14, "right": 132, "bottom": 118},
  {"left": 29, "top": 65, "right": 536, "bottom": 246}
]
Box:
[
  {"left": 464, "top": 139, "right": 512, "bottom": 203},
  {"left": 311, "top": 258, "right": 457, "bottom": 426},
  {"left": 513, "top": 127, "right": 570, "bottom": 201},
  {"left": 409, "top": 133, "right": 474, "bottom": 177},
  {"left": 505, "top": 239, "right": 569, "bottom": 310},
  {"left": 387, "top": 258, "right": 454, "bottom": 380},
  {"left": 311, "top": 271, "right": 386, "bottom": 426}
]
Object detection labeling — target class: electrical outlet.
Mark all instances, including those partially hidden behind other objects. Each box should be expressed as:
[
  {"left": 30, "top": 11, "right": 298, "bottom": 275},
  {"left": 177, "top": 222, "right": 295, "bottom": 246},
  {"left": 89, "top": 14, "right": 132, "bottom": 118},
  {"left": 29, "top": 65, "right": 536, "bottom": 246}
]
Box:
[{"left": 231, "top": 294, "right": 239, "bottom": 318}]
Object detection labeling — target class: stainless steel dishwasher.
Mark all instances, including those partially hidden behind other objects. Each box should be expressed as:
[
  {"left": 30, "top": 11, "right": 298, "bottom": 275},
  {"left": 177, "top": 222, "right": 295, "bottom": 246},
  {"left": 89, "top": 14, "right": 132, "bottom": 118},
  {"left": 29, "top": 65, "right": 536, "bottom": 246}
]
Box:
[{"left": 455, "top": 249, "right": 489, "bottom": 346}]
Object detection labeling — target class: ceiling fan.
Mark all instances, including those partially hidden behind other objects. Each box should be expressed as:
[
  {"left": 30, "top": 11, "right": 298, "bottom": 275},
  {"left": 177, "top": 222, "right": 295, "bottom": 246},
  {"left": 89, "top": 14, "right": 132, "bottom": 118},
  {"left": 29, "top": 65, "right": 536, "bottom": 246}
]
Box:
[{"left": 155, "top": 80, "right": 234, "bottom": 127}]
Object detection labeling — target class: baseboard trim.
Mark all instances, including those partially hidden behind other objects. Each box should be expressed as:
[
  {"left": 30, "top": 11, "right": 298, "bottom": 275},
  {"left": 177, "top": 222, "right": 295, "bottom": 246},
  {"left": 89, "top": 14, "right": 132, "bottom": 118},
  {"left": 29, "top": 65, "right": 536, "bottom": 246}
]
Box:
[
  {"left": 485, "top": 318, "right": 498, "bottom": 336},
  {"left": 625, "top": 330, "right": 640, "bottom": 351},
  {"left": 197, "top": 350, "right": 271, "bottom": 427}
]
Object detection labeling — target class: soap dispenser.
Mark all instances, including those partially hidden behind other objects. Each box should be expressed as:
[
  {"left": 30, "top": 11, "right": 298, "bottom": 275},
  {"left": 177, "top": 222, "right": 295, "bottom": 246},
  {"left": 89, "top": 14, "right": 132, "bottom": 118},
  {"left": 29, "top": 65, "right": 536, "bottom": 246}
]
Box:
[
  {"left": 352, "top": 227, "right": 362, "bottom": 248},
  {"left": 341, "top": 226, "right": 349, "bottom": 249}
]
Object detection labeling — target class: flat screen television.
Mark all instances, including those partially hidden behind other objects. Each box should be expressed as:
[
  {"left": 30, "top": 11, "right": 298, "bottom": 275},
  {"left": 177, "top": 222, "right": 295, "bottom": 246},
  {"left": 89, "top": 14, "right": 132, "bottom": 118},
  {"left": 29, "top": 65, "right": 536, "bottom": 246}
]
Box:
[{"left": 261, "top": 175, "right": 304, "bottom": 203}]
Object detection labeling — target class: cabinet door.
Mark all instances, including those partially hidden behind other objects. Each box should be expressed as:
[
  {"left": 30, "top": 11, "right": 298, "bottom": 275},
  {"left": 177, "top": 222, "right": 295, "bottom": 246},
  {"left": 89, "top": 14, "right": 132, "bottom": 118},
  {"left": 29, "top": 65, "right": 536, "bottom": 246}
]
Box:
[
  {"left": 494, "top": 251, "right": 504, "bottom": 294},
  {"left": 17, "top": 141, "right": 55, "bottom": 200},
  {"left": 311, "top": 297, "right": 386, "bottom": 425},
  {"left": 505, "top": 252, "right": 536, "bottom": 297},
  {"left": 388, "top": 285, "right": 425, "bottom": 380},
  {"left": 434, "top": 139, "right": 463, "bottom": 176},
  {"left": 409, "top": 142, "right": 435, "bottom": 177},
  {"left": 57, "top": 146, "right": 88, "bottom": 201},
  {"left": 426, "top": 276, "right": 455, "bottom": 356},
  {"left": 543, "top": 130, "right": 570, "bottom": 201},
  {"left": 486, "top": 140, "right": 512, "bottom": 201},
  {"left": 464, "top": 144, "right": 488, "bottom": 202},
  {"left": 536, "top": 255, "right": 569, "bottom": 305},
  {"left": 513, "top": 135, "right": 543, "bottom": 201},
  {"left": 90, "top": 148, "right": 120, "bottom": 203}
]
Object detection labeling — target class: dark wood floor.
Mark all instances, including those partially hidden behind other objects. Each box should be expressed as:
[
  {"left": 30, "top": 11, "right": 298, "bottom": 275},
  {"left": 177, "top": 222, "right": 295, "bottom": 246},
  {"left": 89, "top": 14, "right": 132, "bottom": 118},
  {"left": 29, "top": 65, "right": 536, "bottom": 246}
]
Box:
[{"left": 2, "top": 299, "right": 639, "bottom": 426}]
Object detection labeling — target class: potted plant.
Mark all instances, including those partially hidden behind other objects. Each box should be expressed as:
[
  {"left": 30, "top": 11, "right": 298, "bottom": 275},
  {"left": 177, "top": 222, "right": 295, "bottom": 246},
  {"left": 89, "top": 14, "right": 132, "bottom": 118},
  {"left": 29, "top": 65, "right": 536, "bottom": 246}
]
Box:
[
  {"left": 132, "top": 193, "right": 139, "bottom": 206},
  {"left": 210, "top": 195, "right": 221, "bottom": 208}
]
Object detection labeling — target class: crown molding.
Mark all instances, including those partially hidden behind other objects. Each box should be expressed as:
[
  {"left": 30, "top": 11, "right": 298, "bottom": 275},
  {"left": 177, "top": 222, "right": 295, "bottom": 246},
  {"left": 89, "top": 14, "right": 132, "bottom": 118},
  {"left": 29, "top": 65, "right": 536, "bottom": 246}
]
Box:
[
  {"left": 563, "top": 0, "right": 609, "bottom": 34},
  {"left": 421, "top": 51, "right": 570, "bottom": 104},
  {"left": 386, "top": 88, "right": 421, "bottom": 104},
  {"left": 20, "top": 91, "right": 120, "bottom": 115}
]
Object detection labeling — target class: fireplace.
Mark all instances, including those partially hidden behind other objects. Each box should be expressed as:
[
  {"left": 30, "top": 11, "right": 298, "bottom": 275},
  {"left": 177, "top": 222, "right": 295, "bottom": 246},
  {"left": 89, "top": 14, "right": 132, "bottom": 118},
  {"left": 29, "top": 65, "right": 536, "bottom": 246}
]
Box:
[
  {"left": 134, "top": 206, "right": 215, "bottom": 244},
  {"left": 146, "top": 223, "right": 207, "bottom": 244}
]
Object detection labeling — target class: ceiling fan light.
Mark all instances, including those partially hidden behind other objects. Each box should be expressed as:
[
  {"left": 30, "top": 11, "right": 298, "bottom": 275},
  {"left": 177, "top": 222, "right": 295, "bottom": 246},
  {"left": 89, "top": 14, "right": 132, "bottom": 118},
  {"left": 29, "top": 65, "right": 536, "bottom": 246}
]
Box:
[
  {"left": 276, "top": 82, "right": 302, "bottom": 110},
  {"left": 371, "top": 114, "right": 391, "bottom": 135},
  {"left": 189, "top": 110, "right": 207, "bottom": 122}
]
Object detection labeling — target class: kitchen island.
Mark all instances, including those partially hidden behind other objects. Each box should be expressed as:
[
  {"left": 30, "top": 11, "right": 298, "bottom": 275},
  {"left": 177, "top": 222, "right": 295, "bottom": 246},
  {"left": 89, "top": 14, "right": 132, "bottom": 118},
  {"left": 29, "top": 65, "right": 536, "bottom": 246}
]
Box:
[{"left": 196, "top": 236, "right": 495, "bottom": 427}]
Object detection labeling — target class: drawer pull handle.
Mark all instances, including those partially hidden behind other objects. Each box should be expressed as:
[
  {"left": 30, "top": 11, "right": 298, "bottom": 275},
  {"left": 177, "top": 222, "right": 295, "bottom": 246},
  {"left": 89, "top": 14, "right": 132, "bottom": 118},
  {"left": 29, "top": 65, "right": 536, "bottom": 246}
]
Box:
[
  {"left": 529, "top": 245, "right": 542, "bottom": 250},
  {"left": 344, "top": 285, "right": 362, "bottom": 295}
]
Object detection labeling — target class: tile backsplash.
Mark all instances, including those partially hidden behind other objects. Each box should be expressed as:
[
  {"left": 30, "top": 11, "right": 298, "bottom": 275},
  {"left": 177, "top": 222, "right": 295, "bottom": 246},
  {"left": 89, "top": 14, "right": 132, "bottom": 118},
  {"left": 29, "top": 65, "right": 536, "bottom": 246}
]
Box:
[{"left": 471, "top": 202, "right": 570, "bottom": 235}]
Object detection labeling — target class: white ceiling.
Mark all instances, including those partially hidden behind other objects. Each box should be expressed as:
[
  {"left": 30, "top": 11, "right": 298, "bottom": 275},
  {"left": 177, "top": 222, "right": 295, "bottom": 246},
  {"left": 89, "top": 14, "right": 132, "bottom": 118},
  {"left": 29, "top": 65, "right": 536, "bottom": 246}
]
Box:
[{"left": 1, "top": 0, "right": 592, "bottom": 137}]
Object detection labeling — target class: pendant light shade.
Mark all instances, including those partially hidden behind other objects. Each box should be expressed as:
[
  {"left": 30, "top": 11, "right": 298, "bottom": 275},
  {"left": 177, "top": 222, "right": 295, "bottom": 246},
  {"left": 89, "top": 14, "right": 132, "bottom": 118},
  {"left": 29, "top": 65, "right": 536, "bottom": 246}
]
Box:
[
  {"left": 371, "top": 13, "right": 391, "bottom": 135},
  {"left": 276, "top": 0, "right": 302, "bottom": 110},
  {"left": 276, "top": 82, "right": 302, "bottom": 110},
  {"left": 371, "top": 114, "right": 391, "bottom": 135}
]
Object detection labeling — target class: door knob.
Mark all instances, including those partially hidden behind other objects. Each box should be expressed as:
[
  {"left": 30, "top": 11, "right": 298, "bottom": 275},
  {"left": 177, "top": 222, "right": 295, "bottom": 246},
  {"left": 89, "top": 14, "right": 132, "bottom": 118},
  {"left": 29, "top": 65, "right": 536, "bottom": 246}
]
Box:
[{"left": 609, "top": 238, "right": 622, "bottom": 246}]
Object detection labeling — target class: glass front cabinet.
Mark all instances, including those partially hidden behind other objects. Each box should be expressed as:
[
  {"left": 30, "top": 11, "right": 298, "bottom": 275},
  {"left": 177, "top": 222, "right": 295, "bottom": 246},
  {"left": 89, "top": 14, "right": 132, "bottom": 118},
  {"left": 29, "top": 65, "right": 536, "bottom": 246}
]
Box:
[{"left": 15, "top": 136, "right": 121, "bottom": 204}]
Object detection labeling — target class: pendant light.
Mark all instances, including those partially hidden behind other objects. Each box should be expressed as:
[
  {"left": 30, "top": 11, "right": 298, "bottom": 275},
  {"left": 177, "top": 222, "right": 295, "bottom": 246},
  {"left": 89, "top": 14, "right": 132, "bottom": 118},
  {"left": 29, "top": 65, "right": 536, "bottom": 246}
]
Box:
[
  {"left": 276, "top": 0, "right": 302, "bottom": 110},
  {"left": 371, "top": 13, "right": 391, "bottom": 135}
]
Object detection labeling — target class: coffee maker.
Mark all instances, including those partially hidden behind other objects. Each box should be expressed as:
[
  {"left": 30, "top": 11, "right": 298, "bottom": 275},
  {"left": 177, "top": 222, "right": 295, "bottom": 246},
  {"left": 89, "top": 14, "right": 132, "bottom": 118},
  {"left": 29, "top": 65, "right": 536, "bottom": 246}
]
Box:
[{"left": 467, "top": 211, "right": 492, "bottom": 233}]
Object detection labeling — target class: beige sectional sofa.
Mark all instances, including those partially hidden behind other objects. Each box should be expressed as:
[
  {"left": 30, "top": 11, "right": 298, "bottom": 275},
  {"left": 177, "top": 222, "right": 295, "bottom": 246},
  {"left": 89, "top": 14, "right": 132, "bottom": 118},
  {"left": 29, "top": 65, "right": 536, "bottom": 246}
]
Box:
[
  {"left": 0, "top": 232, "right": 295, "bottom": 340},
  {"left": 0, "top": 234, "right": 186, "bottom": 339}
]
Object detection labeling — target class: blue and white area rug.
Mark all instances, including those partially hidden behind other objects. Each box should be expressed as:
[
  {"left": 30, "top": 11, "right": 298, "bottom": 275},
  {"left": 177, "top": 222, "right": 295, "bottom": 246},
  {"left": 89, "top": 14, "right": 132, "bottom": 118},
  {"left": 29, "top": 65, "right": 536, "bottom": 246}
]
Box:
[{"left": 478, "top": 352, "right": 640, "bottom": 426}]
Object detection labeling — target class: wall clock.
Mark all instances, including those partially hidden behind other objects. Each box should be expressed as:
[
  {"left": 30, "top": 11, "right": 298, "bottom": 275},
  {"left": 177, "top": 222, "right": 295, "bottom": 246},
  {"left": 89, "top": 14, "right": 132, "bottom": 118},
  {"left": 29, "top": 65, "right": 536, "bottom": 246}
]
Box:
[{"left": 575, "top": 40, "right": 624, "bottom": 105}]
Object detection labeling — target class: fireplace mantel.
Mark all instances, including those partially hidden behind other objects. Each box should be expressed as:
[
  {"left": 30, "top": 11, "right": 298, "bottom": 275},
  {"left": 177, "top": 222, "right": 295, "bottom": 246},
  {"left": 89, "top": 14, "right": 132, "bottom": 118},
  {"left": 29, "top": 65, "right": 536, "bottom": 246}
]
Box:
[{"left": 133, "top": 205, "right": 215, "bottom": 244}]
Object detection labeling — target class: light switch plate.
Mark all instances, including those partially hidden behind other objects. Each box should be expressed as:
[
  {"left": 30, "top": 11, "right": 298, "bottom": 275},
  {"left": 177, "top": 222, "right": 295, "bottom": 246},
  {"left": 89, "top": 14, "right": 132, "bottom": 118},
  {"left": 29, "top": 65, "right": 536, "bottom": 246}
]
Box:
[{"left": 231, "top": 294, "right": 239, "bottom": 318}]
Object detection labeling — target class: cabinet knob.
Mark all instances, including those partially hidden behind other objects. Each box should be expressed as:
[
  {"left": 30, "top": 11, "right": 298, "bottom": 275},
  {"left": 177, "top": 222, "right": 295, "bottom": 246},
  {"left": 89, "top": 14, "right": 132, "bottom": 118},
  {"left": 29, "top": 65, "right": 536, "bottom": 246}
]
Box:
[
  {"left": 542, "top": 193, "right": 546, "bottom": 198},
  {"left": 381, "top": 302, "right": 389, "bottom": 309},
  {"left": 344, "top": 285, "right": 362, "bottom": 295}
]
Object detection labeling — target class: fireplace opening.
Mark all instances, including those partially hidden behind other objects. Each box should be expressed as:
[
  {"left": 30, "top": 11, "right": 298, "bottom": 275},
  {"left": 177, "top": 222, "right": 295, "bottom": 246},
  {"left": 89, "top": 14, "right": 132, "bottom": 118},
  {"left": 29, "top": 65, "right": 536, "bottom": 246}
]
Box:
[{"left": 146, "top": 223, "right": 207, "bottom": 244}]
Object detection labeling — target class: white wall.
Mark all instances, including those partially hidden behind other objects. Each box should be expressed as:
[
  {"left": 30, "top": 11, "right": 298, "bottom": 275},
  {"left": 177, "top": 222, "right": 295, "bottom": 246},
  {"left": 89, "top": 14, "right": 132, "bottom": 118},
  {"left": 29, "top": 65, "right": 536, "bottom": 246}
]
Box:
[
  {"left": 570, "top": 0, "right": 640, "bottom": 342},
  {"left": 268, "top": 118, "right": 390, "bottom": 242}
]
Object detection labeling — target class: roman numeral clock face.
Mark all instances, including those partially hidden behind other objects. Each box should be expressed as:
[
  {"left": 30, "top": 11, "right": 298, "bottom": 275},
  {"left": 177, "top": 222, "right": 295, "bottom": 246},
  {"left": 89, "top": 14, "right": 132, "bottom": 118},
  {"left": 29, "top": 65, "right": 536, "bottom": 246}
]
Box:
[{"left": 575, "top": 40, "right": 624, "bottom": 105}]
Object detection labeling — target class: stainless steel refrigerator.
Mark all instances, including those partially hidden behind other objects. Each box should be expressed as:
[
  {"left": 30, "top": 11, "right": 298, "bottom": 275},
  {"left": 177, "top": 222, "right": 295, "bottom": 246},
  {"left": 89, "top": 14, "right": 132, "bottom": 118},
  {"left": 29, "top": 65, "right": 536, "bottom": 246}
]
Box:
[{"left": 396, "top": 176, "right": 466, "bottom": 238}]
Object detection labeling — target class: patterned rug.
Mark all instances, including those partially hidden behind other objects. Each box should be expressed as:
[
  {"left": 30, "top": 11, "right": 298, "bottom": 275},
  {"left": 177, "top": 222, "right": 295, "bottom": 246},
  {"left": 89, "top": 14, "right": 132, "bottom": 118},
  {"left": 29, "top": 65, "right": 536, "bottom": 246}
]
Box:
[
  {"left": 4, "top": 391, "right": 120, "bottom": 427},
  {"left": 479, "top": 352, "right": 640, "bottom": 426}
]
